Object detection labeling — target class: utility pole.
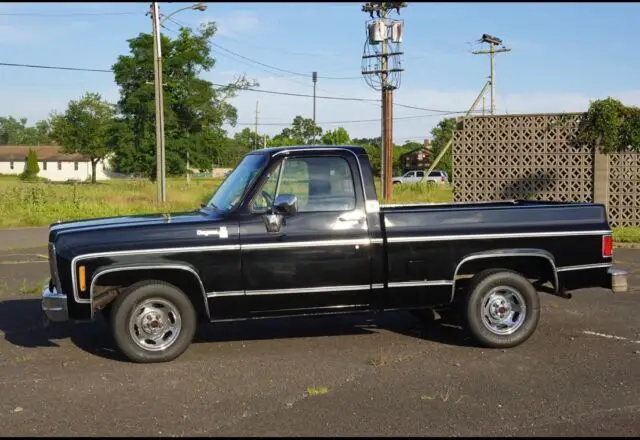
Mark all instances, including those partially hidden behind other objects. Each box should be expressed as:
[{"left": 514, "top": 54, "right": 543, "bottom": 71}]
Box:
[
  {"left": 312, "top": 71, "right": 317, "bottom": 144},
  {"left": 361, "top": 2, "right": 406, "bottom": 201},
  {"left": 254, "top": 100, "right": 259, "bottom": 150},
  {"left": 151, "top": 2, "right": 166, "bottom": 203},
  {"left": 149, "top": 2, "right": 207, "bottom": 203},
  {"left": 186, "top": 150, "right": 190, "bottom": 185},
  {"left": 472, "top": 34, "right": 511, "bottom": 115}
]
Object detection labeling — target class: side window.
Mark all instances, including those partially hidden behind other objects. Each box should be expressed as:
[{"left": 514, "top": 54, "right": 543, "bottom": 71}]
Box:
[
  {"left": 279, "top": 156, "right": 356, "bottom": 213},
  {"left": 416, "top": 171, "right": 424, "bottom": 178},
  {"left": 251, "top": 161, "right": 282, "bottom": 212}
]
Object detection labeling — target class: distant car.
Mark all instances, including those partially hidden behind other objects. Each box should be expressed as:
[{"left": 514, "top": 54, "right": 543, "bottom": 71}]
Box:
[{"left": 392, "top": 169, "right": 448, "bottom": 185}]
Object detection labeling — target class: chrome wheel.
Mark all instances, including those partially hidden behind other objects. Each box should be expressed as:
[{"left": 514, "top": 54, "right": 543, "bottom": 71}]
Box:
[
  {"left": 480, "top": 286, "right": 527, "bottom": 336},
  {"left": 128, "top": 298, "right": 182, "bottom": 351}
]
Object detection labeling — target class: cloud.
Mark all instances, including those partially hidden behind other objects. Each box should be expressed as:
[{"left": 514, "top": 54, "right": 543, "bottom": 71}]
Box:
[{"left": 203, "top": 10, "right": 260, "bottom": 37}]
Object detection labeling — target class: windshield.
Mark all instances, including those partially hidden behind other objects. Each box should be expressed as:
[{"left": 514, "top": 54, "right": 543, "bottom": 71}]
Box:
[{"left": 205, "top": 153, "right": 268, "bottom": 212}]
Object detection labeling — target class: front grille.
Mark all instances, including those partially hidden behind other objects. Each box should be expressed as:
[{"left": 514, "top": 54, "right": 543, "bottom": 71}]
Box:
[{"left": 48, "top": 243, "right": 61, "bottom": 292}]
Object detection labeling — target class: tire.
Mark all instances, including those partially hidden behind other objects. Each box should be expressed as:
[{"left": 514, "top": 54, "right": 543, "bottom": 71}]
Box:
[
  {"left": 109, "top": 281, "right": 197, "bottom": 363},
  {"left": 463, "top": 269, "right": 540, "bottom": 349}
]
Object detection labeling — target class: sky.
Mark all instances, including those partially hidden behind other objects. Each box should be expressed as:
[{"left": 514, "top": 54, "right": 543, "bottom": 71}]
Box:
[{"left": 0, "top": 2, "right": 639, "bottom": 144}]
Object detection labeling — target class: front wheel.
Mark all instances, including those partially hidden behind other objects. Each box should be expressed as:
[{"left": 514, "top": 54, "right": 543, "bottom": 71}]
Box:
[
  {"left": 110, "top": 281, "right": 197, "bottom": 363},
  {"left": 463, "top": 270, "right": 540, "bottom": 349}
]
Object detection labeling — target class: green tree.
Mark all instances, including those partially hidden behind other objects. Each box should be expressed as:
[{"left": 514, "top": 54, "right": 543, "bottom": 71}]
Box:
[
  {"left": 111, "top": 22, "right": 254, "bottom": 177},
  {"left": 50, "top": 92, "right": 116, "bottom": 183},
  {"left": 269, "top": 116, "right": 322, "bottom": 146},
  {"left": 429, "top": 117, "right": 458, "bottom": 177},
  {"left": 0, "top": 117, "right": 52, "bottom": 145},
  {"left": 20, "top": 148, "right": 40, "bottom": 180},
  {"left": 321, "top": 127, "right": 350, "bottom": 145},
  {"left": 575, "top": 97, "right": 640, "bottom": 153}
]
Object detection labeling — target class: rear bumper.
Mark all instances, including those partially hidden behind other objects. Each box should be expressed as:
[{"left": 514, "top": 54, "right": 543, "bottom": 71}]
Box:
[
  {"left": 42, "top": 283, "right": 69, "bottom": 322},
  {"left": 608, "top": 267, "right": 628, "bottom": 293}
]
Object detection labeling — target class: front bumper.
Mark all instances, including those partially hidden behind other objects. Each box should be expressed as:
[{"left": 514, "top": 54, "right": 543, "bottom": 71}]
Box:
[
  {"left": 608, "top": 267, "right": 628, "bottom": 293},
  {"left": 42, "top": 283, "right": 69, "bottom": 322}
]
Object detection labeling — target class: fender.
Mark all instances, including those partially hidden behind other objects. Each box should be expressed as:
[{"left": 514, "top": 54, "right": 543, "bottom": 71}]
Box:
[
  {"left": 89, "top": 264, "right": 210, "bottom": 320},
  {"left": 451, "top": 248, "right": 559, "bottom": 302}
]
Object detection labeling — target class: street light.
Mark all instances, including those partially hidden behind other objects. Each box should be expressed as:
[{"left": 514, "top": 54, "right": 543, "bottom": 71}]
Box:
[{"left": 151, "top": 2, "right": 208, "bottom": 203}]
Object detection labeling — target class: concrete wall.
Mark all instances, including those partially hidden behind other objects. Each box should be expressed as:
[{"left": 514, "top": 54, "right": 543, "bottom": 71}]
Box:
[{"left": 0, "top": 159, "right": 111, "bottom": 182}]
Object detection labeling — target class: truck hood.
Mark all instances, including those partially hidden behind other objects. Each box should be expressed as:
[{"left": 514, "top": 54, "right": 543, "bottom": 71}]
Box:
[{"left": 48, "top": 209, "right": 221, "bottom": 243}]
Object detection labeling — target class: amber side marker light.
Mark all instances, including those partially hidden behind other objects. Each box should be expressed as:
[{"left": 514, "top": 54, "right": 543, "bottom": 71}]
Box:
[{"left": 79, "top": 266, "right": 86, "bottom": 292}]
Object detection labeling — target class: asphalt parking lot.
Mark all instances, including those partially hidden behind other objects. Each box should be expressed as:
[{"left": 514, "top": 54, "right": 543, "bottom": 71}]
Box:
[{"left": 0, "top": 229, "right": 638, "bottom": 436}]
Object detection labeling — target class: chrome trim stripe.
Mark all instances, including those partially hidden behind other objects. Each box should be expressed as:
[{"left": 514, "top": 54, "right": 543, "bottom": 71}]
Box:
[
  {"left": 557, "top": 263, "right": 612, "bottom": 272},
  {"left": 71, "top": 245, "right": 240, "bottom": 305},
  {"left": 372, "top": 283, "right": 385, "bottom": 289},
  {"left": 207, "top": 290, "right": 244, "bottom": 298},
  {"left": 451, "top": 250, "right": 560, "bottom": 303},
  {"left": 242, "top": 238, "right": 371, "bottom": 251},
  {"left": 387, "top": 230, "right": 611, "bottom": 243},
  {"left": 89, "top": 264, "right": 211, "bottom": 320},
  {"left": 388, "top": 280, "right": 453, "bottom": 288},
  {"left": 370, "top": 238, "right": 384, "bottom": 245},
  {"left": 245, "top": 284, "right": 372, "bottom": 296}
]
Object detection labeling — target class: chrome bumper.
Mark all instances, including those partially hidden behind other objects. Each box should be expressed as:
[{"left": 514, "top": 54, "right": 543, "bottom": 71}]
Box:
[
  {"left": 42, "top": 283, "right": 69, "bottom": 322},
  {"left": 608, "top": 267, "right": 628, "bottom": 294}
]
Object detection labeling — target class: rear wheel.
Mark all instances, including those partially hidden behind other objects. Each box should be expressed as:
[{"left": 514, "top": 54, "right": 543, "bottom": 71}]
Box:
[
  {"left": 110, "top": 281, "right": 197, "bottom": 363},
  {"left": 463, "top": 270, "right": 540, "bottom": 348}
]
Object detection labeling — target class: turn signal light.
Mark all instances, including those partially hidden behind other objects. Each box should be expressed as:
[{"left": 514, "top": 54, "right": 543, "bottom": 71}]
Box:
[
  {"left": 602, "top": 235, "right": 613, "bottom": 258},
  {"left": 79, "top": 265, "right": 86, "bottom": 292}
]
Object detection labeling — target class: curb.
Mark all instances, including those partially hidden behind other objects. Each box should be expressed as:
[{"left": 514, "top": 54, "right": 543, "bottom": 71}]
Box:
[{"left": 614, "top": 243, "right": 640, "bottom": 249}]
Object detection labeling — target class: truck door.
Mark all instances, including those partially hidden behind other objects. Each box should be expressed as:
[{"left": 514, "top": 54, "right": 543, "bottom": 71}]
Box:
[{"left": 239, "top": 152, "right": 373, "bottom": 316}]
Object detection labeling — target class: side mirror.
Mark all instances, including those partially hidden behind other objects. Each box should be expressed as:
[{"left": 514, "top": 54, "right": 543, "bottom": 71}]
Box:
[
  {"left": 262, "top": 194, "right": 297, "bottom": 233},
  {"left": 273, "top": 194, "right": 298, "bottom": 216}
]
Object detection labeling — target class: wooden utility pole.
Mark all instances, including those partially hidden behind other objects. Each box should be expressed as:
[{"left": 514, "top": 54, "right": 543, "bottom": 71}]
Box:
[
  {"left": 254, "top": 100, "right": 259, "bottom": 150},
  {"left": 312, "top": 71, "right": 317, "bottom": 143},
  {"left": 361, "top": 2, "right": 406, "bottom": 201},
  {"left": 151, "top": 2, "right": 166, "bottom": 202}
]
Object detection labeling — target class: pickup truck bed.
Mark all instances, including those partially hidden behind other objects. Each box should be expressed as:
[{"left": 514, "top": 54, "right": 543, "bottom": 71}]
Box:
[{"left": 41, "top": 145, "right": 627, "bottom": 363}]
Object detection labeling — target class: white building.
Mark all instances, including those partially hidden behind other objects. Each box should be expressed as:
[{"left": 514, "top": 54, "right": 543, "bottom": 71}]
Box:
[{"left": 0, "top": 145, "right": 111, "bottom": 182}]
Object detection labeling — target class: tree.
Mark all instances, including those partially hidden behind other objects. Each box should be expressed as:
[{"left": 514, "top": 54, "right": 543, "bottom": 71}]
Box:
[
  {"left": 429, "top": 117, "right": 458, "bottom": 177},
  {"left": 0, "top": 117, "right": 52, "bottom": 146},
  {"left": 269, "top": 116, "right": 322, "bottom": 146},
  {"left": 50, "top": 92, "right": 116, "bottom": 183},
  {"left": 321, "top": 127, "right": 350, "bottom": 145},
  {"left": 20, "top": 148, "right": 40, "bottom": 180},
  {"left": 575, "top": 97, "right": 640, "bottom": 153},
  {"left": 111, "top": 22, "right": 254, "bottom": 177}
]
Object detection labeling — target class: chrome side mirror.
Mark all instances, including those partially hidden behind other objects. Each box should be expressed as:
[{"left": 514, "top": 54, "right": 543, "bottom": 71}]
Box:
[
  {"left": 261, "top": 194, "right": 297, "bottom": 233},
  {"left": 273, "top": 194, "right": 298, "bottom": 215}
]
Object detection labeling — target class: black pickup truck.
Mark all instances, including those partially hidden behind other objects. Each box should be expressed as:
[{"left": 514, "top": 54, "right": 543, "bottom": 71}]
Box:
[{"left": 42, "top": 145, "right": 628, "bottom": 363}]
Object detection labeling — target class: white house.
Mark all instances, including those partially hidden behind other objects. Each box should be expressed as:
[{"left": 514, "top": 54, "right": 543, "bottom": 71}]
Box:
[{"left": 0, "top": 145, "right": 111, "bottom": 182}]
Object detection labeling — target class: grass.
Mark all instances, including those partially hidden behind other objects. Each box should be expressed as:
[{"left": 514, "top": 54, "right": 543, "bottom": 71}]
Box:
[
  {"left": 613, "top": 227, "right": 640, "bottom": 243},
  {"left": 0, "top": 176, "right": 454, "bottom": 228},
  {"left": 0, "top": 175, "right": 639, "bottom": 243},
  {"left": 0, "top": 177, "right": 220, "bottom": 228}
]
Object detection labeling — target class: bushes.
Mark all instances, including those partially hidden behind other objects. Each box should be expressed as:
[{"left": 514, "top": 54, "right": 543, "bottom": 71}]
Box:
[{"left": 19, "top": 149, "right": 41, "bottom": 181}]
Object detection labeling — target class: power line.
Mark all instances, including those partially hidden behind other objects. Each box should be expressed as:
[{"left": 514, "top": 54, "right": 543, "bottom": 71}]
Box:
[
  {"left": 167, "top": 16, "right": 361, "bottom": 81},
  {"left": 233, "top": 111, "right": 471, "bottom": 127},
  {"left": 0, "top": 11, "right": 141, "bottom": 17},
  {"left": 0, "top": 60, "right": 472, "bottom": 113},
  {"left": 0, "top": 61, "right": 111, "bottom": 73}
]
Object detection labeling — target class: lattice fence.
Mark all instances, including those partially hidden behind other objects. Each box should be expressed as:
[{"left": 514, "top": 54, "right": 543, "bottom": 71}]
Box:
[
  {"left": 452, "top": 113, "right": 640, "bottom": 227},
  {"left": 608, "top": 153, "right": 640, "bottom": 227}
]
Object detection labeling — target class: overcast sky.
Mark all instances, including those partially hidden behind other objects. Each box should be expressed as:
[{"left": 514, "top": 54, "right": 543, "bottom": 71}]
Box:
[{"left": 0, "top": 2, "right": 639, "bottom": 144}]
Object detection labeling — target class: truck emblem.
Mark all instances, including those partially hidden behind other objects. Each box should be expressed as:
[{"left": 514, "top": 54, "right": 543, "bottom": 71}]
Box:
[{"left": 197, "top": 226, "right": 228, "bottom": 239}]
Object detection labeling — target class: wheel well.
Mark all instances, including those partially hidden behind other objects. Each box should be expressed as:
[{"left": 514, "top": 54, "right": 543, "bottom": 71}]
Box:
[
  {"left": 452, "top": 255, "right": 557, "bottom": 303},
  {"left": 92, "top": 267, "right": 209, "bottom": 320}
]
